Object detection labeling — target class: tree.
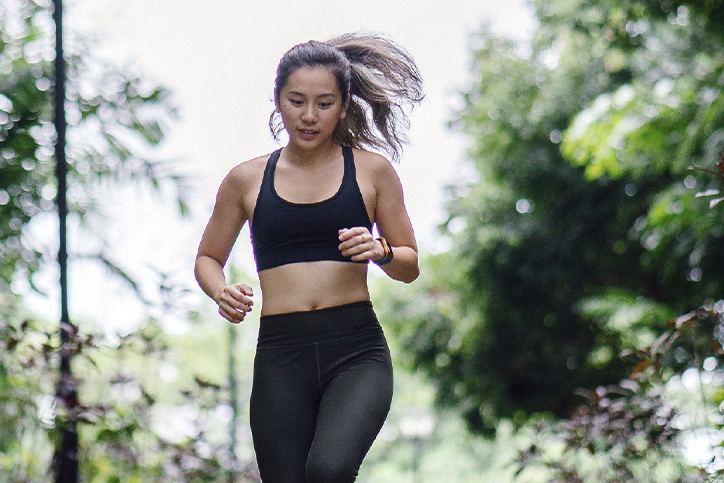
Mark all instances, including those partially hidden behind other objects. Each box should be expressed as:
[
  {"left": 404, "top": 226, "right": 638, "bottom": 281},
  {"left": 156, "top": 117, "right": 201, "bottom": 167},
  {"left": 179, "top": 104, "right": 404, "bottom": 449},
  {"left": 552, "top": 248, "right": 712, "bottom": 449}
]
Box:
[
  {"left": 0, "top": 0, "right": 188, "bottom": 294},
  {"left": 387, "top": 0, "right": 724, "bottom": 436},
  {"left": 1, "top": 0, "right": 189, "bottom": 478}
]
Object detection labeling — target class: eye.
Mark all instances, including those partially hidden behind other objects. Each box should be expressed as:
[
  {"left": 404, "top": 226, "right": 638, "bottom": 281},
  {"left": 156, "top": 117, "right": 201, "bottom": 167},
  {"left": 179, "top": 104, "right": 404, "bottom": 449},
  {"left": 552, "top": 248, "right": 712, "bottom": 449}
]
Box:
[
  {"left": 289, "top": 99, "right": 303, "bottom": 106},
  {"left": 319, "top": 102, "right": 333, "bottom": 109}
]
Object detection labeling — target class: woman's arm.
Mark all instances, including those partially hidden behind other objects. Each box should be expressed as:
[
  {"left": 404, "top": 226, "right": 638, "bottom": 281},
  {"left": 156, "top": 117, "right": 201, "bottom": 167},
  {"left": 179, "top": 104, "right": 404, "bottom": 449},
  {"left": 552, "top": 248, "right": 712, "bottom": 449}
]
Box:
[
  {"left": 195, "top": 166, "right": 255, "bottom": 323},
  {"left": 339, "top": 155, "right": 419, "bottom": 283}
]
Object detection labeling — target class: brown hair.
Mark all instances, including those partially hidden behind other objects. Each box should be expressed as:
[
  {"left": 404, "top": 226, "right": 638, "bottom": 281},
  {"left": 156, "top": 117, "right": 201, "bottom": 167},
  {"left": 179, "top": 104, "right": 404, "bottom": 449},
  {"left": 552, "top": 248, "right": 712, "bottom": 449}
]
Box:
[{"left": 270, "top": 33, "right": 424, "bottom": 162}]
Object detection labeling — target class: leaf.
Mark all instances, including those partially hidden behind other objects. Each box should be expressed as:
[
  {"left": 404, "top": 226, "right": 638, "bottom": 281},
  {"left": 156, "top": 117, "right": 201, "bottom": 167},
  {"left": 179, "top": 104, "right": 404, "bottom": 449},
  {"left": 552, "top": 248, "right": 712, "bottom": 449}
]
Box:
[
  {"left": 629, "top": 359, "right": 650, "bottom": 380},
  {"left": 673, "top": 311, "right": 696, "bottom": 329},
  {"left": 650, "top": 330, "right": 674, "bottom": 354},
  {"left": 695, "top": 188, "right": 720, "bottom": 198},
  {"left": 712, "top": 340, "right": 723, "bottom": 356},
  {"left": 194, "top": 376, "right": 221, "bottom": 391},
  {"left": 6, "top": 336, "right": 19, "bottom": 352}
]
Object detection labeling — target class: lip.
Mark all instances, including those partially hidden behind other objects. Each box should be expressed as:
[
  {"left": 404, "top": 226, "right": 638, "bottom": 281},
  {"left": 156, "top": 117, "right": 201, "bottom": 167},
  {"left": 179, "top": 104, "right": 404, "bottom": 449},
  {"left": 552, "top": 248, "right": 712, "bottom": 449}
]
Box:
[{"left": 297, "top": 129, "right": 318, "bottom": 141}]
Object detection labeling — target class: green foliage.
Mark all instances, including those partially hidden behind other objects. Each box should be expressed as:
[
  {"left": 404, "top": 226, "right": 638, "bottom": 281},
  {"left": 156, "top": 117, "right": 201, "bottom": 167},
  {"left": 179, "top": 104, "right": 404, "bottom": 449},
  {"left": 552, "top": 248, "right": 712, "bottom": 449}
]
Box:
[
  {"left": 513, "top": 304, "right": 723, "bottom": 482},
  {"left": 0, "top": 294, "right": 56, "bottom": 481},
  {"left": 0, "top": 0, "right": 189, "bottom": 293},
  {"left": 0, "top": 304, "right": 263, "bottom": 483},
  {"left": 390, "top": 0, "right": 724, "bottom": 442},
  {"left": 0, "top": 1, "right": 200, "bottom": 479}
]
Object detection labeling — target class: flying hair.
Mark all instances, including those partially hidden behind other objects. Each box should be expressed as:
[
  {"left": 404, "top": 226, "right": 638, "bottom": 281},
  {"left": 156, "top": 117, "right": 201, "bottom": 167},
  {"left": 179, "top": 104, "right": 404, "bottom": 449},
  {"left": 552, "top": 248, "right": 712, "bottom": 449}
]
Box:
[{"left": 270, "top": 33, "right": 424, "bottom": 162}]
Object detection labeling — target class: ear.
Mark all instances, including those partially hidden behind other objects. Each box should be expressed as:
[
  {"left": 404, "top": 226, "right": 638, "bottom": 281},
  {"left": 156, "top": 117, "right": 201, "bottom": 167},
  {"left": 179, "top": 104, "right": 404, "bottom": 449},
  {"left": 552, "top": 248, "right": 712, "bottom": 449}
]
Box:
[{"left": 339, "top": 95, "right": 350, "bottom": 120}]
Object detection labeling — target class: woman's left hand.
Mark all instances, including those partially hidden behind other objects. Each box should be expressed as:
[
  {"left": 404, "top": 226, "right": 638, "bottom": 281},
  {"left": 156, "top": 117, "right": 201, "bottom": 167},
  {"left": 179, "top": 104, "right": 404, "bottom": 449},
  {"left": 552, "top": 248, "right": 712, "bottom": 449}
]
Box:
[{"left": 338, "top": 227, "right": 383, "bottom": 262}]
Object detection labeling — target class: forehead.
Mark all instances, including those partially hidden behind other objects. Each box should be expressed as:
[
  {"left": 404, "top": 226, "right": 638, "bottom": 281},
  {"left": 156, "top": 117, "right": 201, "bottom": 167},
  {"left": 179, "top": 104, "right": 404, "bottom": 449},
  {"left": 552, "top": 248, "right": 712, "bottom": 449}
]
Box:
[{"left": 282, "top": 66, "right": 340, "bottom": 96}]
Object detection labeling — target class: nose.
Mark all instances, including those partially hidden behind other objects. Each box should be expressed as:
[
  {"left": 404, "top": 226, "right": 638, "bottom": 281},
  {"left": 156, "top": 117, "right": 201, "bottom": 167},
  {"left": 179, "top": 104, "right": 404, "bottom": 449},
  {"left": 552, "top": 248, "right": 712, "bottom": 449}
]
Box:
[{"left": 301, "top": 104, "right": 317, "bottom": 123}]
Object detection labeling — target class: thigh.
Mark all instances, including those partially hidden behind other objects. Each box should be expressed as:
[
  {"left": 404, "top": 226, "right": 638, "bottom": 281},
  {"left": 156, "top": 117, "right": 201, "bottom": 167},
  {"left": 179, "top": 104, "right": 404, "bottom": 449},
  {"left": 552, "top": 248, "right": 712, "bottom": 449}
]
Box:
[
  {"left": 306, "top": 343, "right": 393, "bottom": 483},
  {"left": 250, "top": 346, "right": 320, "bottom": 483}
]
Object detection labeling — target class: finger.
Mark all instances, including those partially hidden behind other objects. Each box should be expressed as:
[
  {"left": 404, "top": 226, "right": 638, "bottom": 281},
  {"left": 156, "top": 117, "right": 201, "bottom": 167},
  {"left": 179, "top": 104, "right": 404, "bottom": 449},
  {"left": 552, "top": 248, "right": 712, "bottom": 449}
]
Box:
[
  {"left": 219, "top": 305, "right": 245, "bottom": 324},
  {"left": 348, "top": 243, "right": 375, "bottom": 261},
  {"left": 340, "top": 238, "right": 361, "bottom": 254},
  {"left": 224, "top": 297, "right": 252, "bottom": 316},
  {"left": 236, "top": 284, "right": 254, "bottom": 297},
  {"left": 339, "top": 230, "right": 373, "bottom": 253},
  {"left": 338, "top": 228, "right": 356, "bottom": 242},
  {"left": 341, "top": 238, "right": 375, "bottom": 258},
  {"left": 338, "top": 227, "right": 370, "bottom": 241},
  {"left": 223, "top": 286, "right": 254, "bottom": 308},
  {"left": 220, "top": 291, "right": 242, "bottom": 310},
  {"left": 218, "top": 299, "right": 252, "bottom": 325}
]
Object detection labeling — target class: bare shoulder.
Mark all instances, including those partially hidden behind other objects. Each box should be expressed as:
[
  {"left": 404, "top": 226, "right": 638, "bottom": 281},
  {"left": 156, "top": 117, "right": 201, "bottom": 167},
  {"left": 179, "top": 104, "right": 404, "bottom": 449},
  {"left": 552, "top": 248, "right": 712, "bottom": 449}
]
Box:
[
  {"left": 214, "top": 153, "right": 272, "bottom": 221},
  {"left": 224, "top": 153, "right": 269, "bottom": 190},
  {"left": 351, "top": 148, "right": 397, "bottom": 179}
]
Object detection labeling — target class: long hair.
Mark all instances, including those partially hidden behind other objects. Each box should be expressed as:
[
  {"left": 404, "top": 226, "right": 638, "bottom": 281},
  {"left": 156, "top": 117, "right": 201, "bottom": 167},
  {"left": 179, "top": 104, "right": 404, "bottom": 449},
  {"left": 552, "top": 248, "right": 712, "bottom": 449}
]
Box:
[{"left": 270, "top": 33, "right": 424, "bottom": 162}]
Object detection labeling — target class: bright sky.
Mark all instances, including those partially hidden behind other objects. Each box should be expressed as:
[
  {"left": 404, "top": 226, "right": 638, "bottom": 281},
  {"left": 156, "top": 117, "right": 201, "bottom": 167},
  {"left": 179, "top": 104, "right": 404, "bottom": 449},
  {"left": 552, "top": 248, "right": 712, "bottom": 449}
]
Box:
[{"left": 30, "top": 0, "right": 535, "bottom": 332}]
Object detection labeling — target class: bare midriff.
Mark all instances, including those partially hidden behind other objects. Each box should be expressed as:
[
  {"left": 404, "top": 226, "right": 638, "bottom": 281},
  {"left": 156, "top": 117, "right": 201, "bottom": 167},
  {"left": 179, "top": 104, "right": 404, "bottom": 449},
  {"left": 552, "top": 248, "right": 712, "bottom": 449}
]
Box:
[{"left": 257, "top": 261, "right": 370, "bottom": 316}]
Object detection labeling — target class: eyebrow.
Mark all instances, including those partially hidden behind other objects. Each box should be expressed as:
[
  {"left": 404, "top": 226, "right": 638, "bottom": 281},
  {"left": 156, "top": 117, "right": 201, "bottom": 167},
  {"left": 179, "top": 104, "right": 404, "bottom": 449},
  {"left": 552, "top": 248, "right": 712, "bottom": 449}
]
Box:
[{"left": 286, "top": 91, "right": 337, "bottom": 99}]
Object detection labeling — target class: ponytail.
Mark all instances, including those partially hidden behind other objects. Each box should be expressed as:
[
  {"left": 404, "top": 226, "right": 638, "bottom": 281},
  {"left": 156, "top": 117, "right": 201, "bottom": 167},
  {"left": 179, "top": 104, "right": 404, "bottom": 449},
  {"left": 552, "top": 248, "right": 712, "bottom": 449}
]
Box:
[{"left": 270, "top": 33, "right": 424, "bottom": 162}]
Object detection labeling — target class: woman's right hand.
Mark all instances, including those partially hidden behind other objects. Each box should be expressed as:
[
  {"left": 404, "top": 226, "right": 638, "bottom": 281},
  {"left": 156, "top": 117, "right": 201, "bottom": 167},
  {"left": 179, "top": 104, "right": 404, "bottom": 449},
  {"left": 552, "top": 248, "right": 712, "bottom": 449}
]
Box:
[{"left": 217, "top": 284, "right": 254, "bottom": 324}]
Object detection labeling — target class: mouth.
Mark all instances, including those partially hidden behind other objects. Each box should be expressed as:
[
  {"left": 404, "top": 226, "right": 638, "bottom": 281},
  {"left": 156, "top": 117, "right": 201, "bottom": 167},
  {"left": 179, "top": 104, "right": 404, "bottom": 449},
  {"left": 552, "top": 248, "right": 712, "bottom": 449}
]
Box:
[{"left": 298, "top": 129, "right": 318, "bottom": 140}]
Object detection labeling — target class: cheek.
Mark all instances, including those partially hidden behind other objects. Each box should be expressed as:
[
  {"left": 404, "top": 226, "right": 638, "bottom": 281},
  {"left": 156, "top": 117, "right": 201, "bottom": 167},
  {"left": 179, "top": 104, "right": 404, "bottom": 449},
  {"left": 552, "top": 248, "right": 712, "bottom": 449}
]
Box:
[{"left": 278, "top": 104, "right": 296, "bottom": 123}]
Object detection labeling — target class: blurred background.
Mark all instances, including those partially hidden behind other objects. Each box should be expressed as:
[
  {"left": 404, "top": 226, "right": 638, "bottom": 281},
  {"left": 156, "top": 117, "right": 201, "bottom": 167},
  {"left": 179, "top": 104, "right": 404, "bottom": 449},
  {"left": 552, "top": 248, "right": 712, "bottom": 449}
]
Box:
[{"left": 2, "top": 0, "right": 724, "bottom": 481}]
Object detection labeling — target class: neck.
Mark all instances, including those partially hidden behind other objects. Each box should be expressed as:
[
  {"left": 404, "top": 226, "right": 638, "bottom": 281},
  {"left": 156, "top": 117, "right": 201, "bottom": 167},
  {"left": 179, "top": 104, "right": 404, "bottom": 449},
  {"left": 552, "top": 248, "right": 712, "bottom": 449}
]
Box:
[{"left": 282, "top": 142, "right": 341, "bottom": 167}]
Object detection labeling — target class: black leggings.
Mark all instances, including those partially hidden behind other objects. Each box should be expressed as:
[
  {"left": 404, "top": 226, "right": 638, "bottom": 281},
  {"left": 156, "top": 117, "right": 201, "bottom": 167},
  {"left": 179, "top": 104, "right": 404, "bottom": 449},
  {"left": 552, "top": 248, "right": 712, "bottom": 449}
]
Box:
[{"left": 250, "top": 301, "right": 393, "bottom": 483}]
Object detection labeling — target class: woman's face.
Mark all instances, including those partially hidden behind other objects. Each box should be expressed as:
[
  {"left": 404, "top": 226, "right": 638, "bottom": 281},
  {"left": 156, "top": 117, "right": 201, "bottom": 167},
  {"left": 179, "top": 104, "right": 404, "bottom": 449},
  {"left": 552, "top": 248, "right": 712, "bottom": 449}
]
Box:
[{"left": 276, "top": 66, "right": 348, "bottom": 150}]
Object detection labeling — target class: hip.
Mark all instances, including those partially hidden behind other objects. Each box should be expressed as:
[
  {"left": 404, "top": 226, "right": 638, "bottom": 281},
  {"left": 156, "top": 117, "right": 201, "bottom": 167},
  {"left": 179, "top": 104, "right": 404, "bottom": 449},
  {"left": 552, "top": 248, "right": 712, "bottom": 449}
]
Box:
[{"left": 256, "top": 300, "right": 383, "bottom": 347}]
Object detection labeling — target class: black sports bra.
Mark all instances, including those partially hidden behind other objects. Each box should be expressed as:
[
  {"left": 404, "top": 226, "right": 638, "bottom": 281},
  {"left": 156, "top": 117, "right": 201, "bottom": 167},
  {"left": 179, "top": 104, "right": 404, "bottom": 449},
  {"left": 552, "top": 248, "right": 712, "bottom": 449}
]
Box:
[{"left": 250, "top": 146, "right": 373, "bottom": 272}]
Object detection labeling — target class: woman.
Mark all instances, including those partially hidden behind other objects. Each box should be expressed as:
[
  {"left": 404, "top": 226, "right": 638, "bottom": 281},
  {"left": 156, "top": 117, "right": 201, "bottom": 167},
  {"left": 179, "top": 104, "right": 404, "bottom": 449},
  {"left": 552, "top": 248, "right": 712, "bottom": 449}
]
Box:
[{"left": 194, "top": 33, "right": 423, "bottom": 483}]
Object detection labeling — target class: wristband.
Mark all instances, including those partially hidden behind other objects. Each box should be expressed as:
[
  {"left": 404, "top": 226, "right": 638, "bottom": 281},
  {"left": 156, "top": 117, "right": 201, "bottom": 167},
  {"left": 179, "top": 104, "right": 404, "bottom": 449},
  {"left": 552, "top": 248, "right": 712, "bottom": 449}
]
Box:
[{"left": 373, "top": 237, "right": 394, "bottom": 266}]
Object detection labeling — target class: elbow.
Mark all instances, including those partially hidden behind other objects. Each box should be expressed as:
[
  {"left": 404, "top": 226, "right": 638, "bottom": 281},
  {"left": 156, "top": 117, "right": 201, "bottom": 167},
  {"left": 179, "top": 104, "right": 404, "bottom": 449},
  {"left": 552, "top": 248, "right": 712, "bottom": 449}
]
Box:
[
  {"left": 194, "top": 252, "right": 215, "bottom": 286},
  {"left": 399, "top": 250, "right": 420, "bottom": 283},
  {"left": 193, "top": 256, "right": 203, "bottom": 285},
  {"left": 405, "top": 267, "right": 420, "bottom": 284},
  {"left": 397, "top": 264, "right": 420, "bottom": 284}
]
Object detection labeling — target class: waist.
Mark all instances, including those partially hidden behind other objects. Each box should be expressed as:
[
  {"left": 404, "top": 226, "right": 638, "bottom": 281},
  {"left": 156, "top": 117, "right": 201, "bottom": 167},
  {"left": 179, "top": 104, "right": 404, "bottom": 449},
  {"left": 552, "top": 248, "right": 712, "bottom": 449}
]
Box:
[
  {"left": 258, "top": 261, "right": 369, "bottom": 316},
  {"left": 257, "top": 300, "right": 379, "bottom": 346}
]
